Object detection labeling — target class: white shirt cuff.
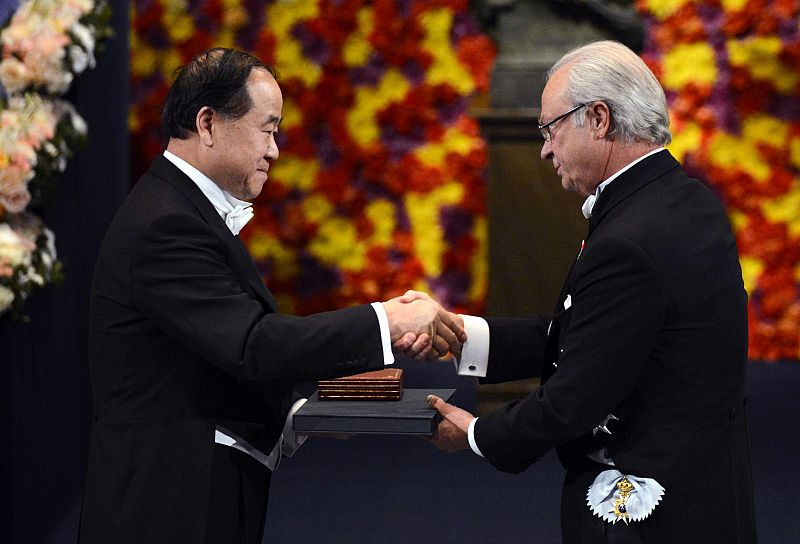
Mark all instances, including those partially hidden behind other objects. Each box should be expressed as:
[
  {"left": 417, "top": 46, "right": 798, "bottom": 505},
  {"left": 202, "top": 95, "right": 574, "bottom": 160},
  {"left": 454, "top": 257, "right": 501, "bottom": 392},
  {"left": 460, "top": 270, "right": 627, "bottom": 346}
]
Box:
[
  {"left": 467, "top": 417, "right": 484, "bottom": 457},
  {"left": 454, "top": 314, "right": 489, "bottom": 377},
  {"left": 371, "top": 302, "right": 395, "bottom": 365}
]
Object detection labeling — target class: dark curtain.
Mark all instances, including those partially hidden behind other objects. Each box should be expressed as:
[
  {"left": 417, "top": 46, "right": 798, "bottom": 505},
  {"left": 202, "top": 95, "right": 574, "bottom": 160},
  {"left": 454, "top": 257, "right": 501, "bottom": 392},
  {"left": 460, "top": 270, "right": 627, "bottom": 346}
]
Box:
[{"left": 0, "top": 2, "right": 129, "bottom": 541}]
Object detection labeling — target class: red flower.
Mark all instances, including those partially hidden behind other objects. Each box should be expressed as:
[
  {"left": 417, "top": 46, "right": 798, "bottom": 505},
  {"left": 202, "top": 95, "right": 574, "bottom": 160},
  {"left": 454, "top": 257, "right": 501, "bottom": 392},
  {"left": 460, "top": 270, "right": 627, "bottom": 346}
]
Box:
[{"left": 456, "top": 35, "right": 496, "bottom": 92}]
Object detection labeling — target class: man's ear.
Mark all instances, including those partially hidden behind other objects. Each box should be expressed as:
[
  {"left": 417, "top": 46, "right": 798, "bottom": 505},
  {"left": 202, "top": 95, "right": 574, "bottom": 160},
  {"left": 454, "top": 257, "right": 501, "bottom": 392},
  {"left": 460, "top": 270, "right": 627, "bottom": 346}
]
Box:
[
  {"left": 590, "top": 101, "right": 611, "bottom": 139},
  {"left": 196, "top": 106, "right": 215, "bottom": 146}
]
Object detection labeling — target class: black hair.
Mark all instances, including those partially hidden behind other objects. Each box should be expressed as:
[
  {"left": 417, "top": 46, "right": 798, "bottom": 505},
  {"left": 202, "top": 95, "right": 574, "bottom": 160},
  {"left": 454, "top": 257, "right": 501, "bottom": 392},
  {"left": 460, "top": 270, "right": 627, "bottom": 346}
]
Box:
[{"left": 161, "top": 48, "right": 279, "bottom": 139}]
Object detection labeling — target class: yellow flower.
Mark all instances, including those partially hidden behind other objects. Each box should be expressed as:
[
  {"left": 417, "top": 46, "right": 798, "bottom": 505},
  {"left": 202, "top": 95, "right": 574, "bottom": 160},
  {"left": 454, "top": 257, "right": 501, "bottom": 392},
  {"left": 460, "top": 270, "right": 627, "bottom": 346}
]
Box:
[
  {"left": 413, "top": 278, "right": 431, "bottom": 294},
  {"left": 309, "top": 217, "right": 366, "bottom": 271},
  {"left": 128, "top": 109, "right": 139, "bottom": 132},
  {"left": 728, "top": 209, "right": 749, "bottom": 233},
  {"left": 365, "top": 199, "right": 396, "bottom": 246},
  {"left": 270, "top": 0, "right": 318, "bottom": 26},
  {"left": 130, "top": 43, "right": 158, "bottom": 77},
  {"left": 728, "top": 37, "right": 800, "bottom": 93},
  {"left": 275, "top": 293, "right": 295, "bottom": 315},
  {"left": 267, "top": 1, "right": 322, "bottom": 86},
  {"left": 792, "top": 136, "right": 800, "bottom": 171},
  {"left": 707, "top": 132, "right": 770, "bottom": 181},
  {"left": 667, "top": 122, "right": 701, "bottom": 163},
  {"left": 347, "top": 69, "right": 410, "bottom": 146},
  {"left": 643, "top": 0, "right": 695, "bottom": 20},
  {"left": 301, "top": 193, "right": 334, "bottom": 224},
  {"left": 247, "top": 232, "right": 298, "bottom": 281},
  {"left": 222, "top": 3, "right": 248, "bottom": 30},
  {"left": 280, "top": 98, "right": 303, "bottom": 131},
  {"left": 719, "top": 0, "right": 749, "bottom": 10},
  {"left": 662, "top": 42, "right": 717, "bottom": 90},
  {"left": 342, "top": 7, "right": 373, "bottom": 67},
  {"left": 469, "top": 216, "right": 488, "bottom": 303},
  {"left": 159, "top": 48, "right": 184, "bottom": 83},
  {"left": 742, "top": 114, "right": 788, "bottom": 149},
  {"left": 404, "top": 182, "right": 464, "bottom": 277},
  {"left": 739, "top": 255, "right": 764, "bottom": 296},
  {"left": 271, "top": 155, "right": 319, "bottom": 192},
  {"left": 415, "top": 127, "right": 478, "bottom": 167},
  {"left": 420, "top": 8, "right": 474, "bottom": 94},
  {"left": 161, "top": 8, "right": 195, "bottom": 44},
  {"left": 761, "top": 182, "right": 800, "bottom": 237}
]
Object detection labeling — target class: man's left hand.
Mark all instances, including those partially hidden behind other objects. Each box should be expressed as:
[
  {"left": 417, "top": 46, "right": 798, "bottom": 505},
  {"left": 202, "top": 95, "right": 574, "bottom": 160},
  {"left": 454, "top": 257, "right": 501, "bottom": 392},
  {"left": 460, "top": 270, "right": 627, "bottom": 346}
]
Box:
[{"left": 427, "top": 394, "right": 474, "bottom": 452}]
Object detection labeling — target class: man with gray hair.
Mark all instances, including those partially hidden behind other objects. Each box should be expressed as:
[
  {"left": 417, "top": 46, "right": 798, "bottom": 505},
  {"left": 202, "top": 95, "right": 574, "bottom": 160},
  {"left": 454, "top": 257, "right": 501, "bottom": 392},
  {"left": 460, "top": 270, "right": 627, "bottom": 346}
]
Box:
[{"left": 422, "top": 41, "right": 756, "bottom": 543}]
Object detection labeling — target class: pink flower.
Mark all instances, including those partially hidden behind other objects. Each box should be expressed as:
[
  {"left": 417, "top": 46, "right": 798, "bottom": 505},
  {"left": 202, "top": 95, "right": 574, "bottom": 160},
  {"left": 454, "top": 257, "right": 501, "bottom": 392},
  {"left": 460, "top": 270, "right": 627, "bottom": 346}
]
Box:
[{"left": 0, "top": 186, "right": 32, "bottom": 214}]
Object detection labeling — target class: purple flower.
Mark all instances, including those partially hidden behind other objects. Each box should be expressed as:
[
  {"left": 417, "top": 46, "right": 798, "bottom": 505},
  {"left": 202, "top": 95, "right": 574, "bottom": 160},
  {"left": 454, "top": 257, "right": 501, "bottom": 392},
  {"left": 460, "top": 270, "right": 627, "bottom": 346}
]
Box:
[
  {"left": 438, "top": 96, "right": 468, "bottom": 125},
  {"left": 350, "top": 53, "right": 386, "bottom": 87},
  {"left": 236, "top": 0, "right": 269, "bottom": 48},
  {"left": 451, "top": 12, "right": 479, "bottom": 43},
  {"left": 429, "top": 271, "right": 470, "bottom": 309},
  {"left": 440, "top": 206, "right": 473, "bottom": 242},
  {"left": 401, "top": 61, "right": 425, "bottom": 85},
  {"left": 311, "top": 128, "right": 342, "bottom": 169},
  {"left": 292, "top": 22, "right": 331, "bottom": 65},
  {"left": 381, "top": 126, "right": 425, "bottom": 160},
  {"left": 296, "top": 254, "right": 341, "bottom": 295},
  {"left": 769, "top": 94, "right": 800, "bottom": 123}
]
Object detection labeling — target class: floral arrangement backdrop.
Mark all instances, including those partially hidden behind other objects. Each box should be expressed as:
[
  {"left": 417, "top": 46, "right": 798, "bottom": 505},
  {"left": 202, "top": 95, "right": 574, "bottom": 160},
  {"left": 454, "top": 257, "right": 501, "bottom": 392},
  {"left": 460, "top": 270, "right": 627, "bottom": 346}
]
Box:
[
  {"left": 0, "top": 0, "right": 111, "bottom": 316},
  {"left": 130, "top": 0, "right": 494, "bottom": 315},
  {"left": 638, "top": 0, "right": 800, "bottom": 361}
]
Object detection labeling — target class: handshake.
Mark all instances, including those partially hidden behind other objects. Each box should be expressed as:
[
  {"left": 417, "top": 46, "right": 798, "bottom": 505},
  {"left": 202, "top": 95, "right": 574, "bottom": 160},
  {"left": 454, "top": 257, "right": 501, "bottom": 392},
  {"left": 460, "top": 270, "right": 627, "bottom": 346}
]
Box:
[{"left": 381, "top": 290, "right": 466, "bottom": 361}]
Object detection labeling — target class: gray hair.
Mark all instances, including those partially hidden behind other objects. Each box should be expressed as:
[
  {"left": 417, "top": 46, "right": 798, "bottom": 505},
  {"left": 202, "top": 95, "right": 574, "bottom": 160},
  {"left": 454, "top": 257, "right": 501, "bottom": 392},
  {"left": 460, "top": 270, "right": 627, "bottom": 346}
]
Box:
[{"left": 548, "top": 41, "right": 672, "bottom": 146}]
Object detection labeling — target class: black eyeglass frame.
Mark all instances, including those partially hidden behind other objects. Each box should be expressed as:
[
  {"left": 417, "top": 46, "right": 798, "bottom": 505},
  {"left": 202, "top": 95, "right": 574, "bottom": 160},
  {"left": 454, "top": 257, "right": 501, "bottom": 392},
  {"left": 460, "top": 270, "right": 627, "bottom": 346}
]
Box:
[{"left": 538, "top": 103, "right": 587, "bottom": 142}]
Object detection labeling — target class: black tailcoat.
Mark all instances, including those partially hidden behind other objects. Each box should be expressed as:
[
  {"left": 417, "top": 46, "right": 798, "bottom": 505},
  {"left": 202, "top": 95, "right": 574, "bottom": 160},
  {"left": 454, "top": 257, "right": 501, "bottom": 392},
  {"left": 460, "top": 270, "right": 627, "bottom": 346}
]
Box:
[
  {"left": 475, "top": 151, "right": 756, "bottom": 543},
  {"left": 79, "top": 156, "right": 384, "bottom": 543}
]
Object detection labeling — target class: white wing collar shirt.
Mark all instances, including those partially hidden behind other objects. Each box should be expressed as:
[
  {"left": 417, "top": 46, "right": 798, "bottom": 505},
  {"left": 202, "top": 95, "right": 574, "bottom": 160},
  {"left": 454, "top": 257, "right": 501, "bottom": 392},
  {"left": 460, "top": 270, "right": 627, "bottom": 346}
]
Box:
[
  {"left": 163, "top": 150, "right": 254, "bottom": 234},
  {"left": 161, "top": 150, "right": 394, "bottom": 470},
  {"left": 455, "top": 148, "right": 665, "bottom": 458}
]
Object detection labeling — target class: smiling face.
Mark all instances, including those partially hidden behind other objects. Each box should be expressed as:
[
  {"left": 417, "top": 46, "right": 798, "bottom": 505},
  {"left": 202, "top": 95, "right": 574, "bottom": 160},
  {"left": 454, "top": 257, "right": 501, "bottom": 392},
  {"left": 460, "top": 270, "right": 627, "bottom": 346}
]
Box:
[
  {"left": 539, "top": 66, "right": 605, "bottom": 197},
  {"left": 205, "top": 69, "right": 282, "bottom": 200}
]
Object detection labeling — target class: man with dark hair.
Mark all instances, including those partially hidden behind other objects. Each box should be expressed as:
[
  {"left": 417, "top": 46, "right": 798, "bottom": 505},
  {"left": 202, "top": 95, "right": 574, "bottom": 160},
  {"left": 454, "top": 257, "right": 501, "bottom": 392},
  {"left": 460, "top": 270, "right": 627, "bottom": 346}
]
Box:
[
  {"left": 79, "top": 48, "right": 463, "bottom": 544},
  {"left": 421, "top": 41, "right": 756, "bottom": 543}
]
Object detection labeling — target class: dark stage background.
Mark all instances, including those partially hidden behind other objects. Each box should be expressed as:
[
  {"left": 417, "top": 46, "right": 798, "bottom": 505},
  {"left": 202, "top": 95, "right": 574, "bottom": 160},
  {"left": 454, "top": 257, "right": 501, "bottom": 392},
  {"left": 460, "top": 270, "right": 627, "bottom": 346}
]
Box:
[{"left": 2, "top": 3, "right": 799, "bottom": 542}]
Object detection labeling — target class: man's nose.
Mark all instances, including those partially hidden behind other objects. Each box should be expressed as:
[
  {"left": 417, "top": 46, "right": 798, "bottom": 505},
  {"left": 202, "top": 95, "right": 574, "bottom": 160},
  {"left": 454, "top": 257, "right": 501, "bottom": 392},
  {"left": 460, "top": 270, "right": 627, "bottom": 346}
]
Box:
[
  {"left": 540, "top": 139, "right": 553, "bottom": 161},
  {"left": 267, "top": 138, "right": 279, "bottom": 160}
]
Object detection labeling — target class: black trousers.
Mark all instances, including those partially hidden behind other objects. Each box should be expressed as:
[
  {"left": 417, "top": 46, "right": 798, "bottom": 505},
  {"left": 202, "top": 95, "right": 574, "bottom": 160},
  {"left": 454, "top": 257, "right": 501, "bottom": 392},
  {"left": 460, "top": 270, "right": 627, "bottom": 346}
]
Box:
[{"left": 204, "top": 444, "right": 271, "bottom": 544}]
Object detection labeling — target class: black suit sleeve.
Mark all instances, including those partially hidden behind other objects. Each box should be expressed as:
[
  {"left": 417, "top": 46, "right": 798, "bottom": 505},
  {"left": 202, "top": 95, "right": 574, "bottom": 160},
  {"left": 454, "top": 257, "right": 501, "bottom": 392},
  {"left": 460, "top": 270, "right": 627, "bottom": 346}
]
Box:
[
  {"left": 130, "top": 209, "right": 384, "bottom": 385},
  {"left": 478, "top": 316, "right": 550, "bottom": 384},
  {"left": 475, "top": 236, "right": 668, "bottom": 473}
]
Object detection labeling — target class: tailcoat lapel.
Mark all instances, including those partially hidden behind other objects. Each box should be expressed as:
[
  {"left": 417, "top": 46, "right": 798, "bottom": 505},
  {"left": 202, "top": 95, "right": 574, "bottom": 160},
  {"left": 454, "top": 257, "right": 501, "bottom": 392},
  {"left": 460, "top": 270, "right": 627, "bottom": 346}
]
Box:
[
  {"left": 148, "top": 155, "right": 278, "bottom": 312},
  {"left": 542, "top": 151, "right": 681, "bottom": 385}
]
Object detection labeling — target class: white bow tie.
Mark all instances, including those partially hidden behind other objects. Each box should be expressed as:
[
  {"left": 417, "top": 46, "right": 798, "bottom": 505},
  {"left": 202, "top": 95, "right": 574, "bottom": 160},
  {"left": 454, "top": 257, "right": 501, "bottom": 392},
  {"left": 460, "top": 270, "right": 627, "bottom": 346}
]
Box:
[{"left": 225, "top": 204, "right": 253, "bottom": 235}]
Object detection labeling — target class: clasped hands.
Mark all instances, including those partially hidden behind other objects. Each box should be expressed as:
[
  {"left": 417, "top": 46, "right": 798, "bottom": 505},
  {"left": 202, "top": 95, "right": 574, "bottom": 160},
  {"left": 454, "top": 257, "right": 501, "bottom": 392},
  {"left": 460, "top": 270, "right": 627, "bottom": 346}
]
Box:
[{"left": 382, "top": 290, "right": 466, "bottom": 361}]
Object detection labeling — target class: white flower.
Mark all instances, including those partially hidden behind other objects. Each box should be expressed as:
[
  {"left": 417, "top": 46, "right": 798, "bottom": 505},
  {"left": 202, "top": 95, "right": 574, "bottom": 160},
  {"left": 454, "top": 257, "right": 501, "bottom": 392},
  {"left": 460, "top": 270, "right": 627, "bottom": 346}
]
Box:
[
  {"left": 0, "top": 57, "right": 29, "bottom": 94},
  {"left": 69, "top": 45, "right": 90, "bottom": 74},
  {"left": 43, "top": 141, "right": 58, "bottom": 157},
  {"left": 70, "top": 22, "right": 96, "bottom": 58},
  {"left": 0, "top": 285, "right": 15, "bottom": 312},
  {"left": 0, "top": 223, "right": 29, "bottom": 266},
  {"left": 27, "top": 271, "right": 45, "bottom": 285}
]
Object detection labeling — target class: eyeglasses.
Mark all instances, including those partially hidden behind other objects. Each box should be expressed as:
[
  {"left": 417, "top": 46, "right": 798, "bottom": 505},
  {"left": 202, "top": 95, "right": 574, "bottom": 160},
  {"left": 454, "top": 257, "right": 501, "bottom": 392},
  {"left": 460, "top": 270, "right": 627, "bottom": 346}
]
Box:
[{"left": 538, "top": 103, "right": 587, "bottom": 142}]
